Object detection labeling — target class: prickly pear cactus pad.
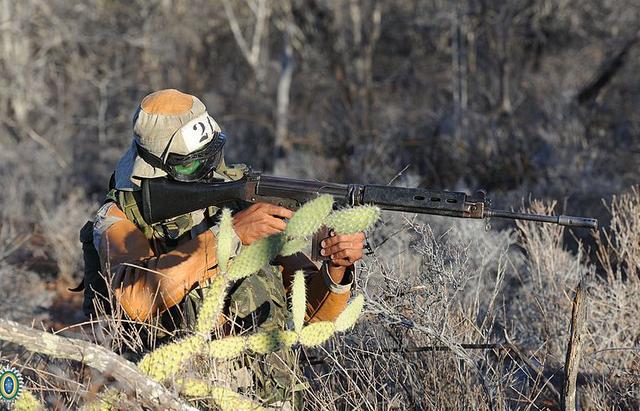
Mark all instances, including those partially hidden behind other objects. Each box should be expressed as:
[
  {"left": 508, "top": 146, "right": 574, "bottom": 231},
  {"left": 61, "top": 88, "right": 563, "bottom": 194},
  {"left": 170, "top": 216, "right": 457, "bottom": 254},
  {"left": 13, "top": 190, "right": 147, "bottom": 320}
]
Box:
[
  {"left": 291, "top": 270, "right": 306, "bottom": 333},
  {"left": 227, "top": 234, "right": 284, "bottom": 280},
  {"left": 179, "top": 379, "right": 266, "bottom": 411},
  {"left": 138, "top": 336, "right": 204, "bottom": 382},
  {"left": 13, "top": 389, "right": 43, "bottom": 411},
  {"left": 208, "top": 336, "right": 245, "bottom": 360},
  {"left": 299, "top": 321, "right": 337, "bottom": 347},
  {"left": 335, "top": 294, "right": 365, "bottom": 332},
  {"left": 326, "top": 205, "right": 381, "bottom": 235},
  {"left": 280, "top": 238, "right": 308, "bottom": 257},
  {"left": 216, "top": 208, "right": 234, "bottom": 273},
  {"left": 195, "top": 274, "right": 228, "bottom": 334},
  {"left": 247, "top": 330, "right": 296, "bottom": 354},
  {"left": 284, "top": 194, "right": 334, "bottom": 239}
]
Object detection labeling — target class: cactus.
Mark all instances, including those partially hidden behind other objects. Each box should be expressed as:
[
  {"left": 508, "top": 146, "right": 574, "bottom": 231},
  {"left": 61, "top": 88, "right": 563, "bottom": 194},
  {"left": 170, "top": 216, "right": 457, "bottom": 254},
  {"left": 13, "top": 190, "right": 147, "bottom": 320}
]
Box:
[
  {"left": 285, "top": 195, "right": 334, "bottom": 239},
  {"left": 179, "top": 377, "right": 209, "bottom": 397},
  {"left": 210, "top": 386, "right": 265, "bottom": 411},
  {"left": 208, "top": 336, "right": 246, "bottom": 359},
  {"left": 138, "top": 336, "right": 204, "bottom": 382},
  {"left": 195, "top": 274, "right": 229, "bottom": 335},
  {"left": 280, "top": 238, "right": 308, "bottom": 257},
  {"left": 291, "top": 270, "right": 306, "bottom": 333},
  {"left": 130, "top": 202, "right": 375, "bottom": 410},
  {"left": 14, "top": 389, "right": 43, "bottom": 411},
  {"left": 280, "top": 330, "right": 298, "bottom": 346},
  {"left": 227, "top": 234, "right": 283, "bottom": 280},
  {"left": 247, "top": 330, "right": 295, "bottom": 354},
  {"left": 179, "top": 379, "right": 265, "bottom": 411},
  {"left": 326, "top": 205, "right": 381, "bottom": 234},
  {"left": 79, "top": 388, "right": 123, "bottom": 411},
  {"left": 299, "top": 321, "right": 336, "bottom": 347},
  {"left": 216, "top": 208, "right": 234, "bottom": 273},
  {"left": 335, "top": 294, "right": 365, "bottom": 332}
]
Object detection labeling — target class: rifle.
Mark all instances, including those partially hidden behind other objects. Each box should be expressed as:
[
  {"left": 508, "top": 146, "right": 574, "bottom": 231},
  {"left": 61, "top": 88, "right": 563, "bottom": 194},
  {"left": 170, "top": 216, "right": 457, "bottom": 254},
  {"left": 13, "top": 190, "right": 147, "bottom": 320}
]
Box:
[{"left": 141, "top": 169, "right": 598, "bottom": 261}]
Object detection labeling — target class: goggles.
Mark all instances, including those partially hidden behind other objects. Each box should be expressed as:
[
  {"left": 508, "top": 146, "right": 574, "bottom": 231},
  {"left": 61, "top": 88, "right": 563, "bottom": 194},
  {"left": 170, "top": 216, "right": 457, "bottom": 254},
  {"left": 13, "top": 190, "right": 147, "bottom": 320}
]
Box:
[{"left": 136, "top": 131, "right": 226, "bottom": 182}]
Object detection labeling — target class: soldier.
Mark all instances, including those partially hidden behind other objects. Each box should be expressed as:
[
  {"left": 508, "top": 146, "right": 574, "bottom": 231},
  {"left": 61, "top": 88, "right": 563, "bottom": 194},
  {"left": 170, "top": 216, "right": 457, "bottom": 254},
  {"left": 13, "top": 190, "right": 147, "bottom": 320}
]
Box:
[{"left": 80, "top": 89, "right": 365, "bottom": 406}]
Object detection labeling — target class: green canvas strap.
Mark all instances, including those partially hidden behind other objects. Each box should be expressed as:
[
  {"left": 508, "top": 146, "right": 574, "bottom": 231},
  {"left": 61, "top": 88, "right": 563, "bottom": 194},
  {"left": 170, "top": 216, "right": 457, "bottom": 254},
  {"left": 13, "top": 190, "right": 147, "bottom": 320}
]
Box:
[{"left": 117, "top": 190, "right": 157, "bottom": 240}]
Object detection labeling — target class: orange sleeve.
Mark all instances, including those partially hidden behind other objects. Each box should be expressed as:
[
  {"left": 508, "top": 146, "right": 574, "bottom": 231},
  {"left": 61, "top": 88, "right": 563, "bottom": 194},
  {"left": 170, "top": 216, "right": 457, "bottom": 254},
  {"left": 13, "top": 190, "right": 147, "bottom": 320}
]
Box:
[
  {"left": 95, "top": 203, "right": 219, "bottom": 321},
  {"left": 277, "top": 254, "right": 354, "bottom": 323}
]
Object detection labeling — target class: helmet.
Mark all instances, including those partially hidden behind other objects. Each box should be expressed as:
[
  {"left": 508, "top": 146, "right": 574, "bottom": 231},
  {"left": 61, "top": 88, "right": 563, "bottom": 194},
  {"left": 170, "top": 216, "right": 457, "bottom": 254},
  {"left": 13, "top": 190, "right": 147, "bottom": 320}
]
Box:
[{"left": 114, "top": 89, "right": 226, "bottom": 190}]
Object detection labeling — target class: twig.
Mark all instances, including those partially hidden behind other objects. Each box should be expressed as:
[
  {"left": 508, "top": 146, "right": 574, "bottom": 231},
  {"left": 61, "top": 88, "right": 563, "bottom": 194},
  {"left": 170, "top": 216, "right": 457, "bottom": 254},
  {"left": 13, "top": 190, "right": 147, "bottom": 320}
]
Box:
[
  {"left": 387, "top": 164, "right": 410, "bottom": 186},
  {"left": 382, "top": 342, "right": 505, "bottom": 352},
  {"left": 0, "top": 318, "right": 197, "bottom": 411}
]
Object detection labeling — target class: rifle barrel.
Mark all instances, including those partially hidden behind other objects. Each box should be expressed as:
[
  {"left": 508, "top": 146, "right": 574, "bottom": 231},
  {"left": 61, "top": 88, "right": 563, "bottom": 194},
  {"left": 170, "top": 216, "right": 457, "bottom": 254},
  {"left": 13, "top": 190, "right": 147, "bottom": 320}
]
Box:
[{"left": 486, "top": 209, "right": 598, "bottom": 230}]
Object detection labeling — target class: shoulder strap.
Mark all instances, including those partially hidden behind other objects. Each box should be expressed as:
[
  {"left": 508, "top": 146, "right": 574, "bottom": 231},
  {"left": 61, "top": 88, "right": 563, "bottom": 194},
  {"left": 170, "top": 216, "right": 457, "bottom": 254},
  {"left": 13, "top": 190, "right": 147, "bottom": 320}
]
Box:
[
  {"left": 114, "top": 185, "right": 194, "bottom": 243},
  {"left": 117, "top": 190, "right": 157, "bottom": 240}
]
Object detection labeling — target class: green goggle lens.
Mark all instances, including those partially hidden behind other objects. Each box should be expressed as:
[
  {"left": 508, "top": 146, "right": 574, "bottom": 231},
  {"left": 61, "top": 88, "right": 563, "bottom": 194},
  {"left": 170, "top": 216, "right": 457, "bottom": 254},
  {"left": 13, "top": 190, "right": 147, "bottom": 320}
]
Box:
[{"left": 173, "top": 160, "right": 202, "bottom": 175}]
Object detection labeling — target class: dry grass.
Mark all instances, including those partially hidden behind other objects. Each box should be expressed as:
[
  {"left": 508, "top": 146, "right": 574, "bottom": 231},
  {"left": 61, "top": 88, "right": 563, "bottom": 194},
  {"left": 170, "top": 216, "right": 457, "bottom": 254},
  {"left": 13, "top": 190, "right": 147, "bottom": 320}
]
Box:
[{"left": 298, "top": 187, "right": 640, "bottom": 410}]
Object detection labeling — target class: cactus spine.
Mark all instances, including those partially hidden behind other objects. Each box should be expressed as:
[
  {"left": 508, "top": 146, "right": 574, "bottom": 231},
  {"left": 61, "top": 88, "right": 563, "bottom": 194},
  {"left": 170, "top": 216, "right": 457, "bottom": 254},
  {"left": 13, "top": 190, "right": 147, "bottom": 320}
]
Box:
[
  {"left": 291, "top": 270, "right": 306, "bottom": 333},
  {"left": 326, "top": 205, "right": 381, "bottom": 234},
  {"left": 284, "top": 195, "right": 334, "bottom": 239},
  {"left": 216, "top": 208, "right": 234, "bottom": 273}
]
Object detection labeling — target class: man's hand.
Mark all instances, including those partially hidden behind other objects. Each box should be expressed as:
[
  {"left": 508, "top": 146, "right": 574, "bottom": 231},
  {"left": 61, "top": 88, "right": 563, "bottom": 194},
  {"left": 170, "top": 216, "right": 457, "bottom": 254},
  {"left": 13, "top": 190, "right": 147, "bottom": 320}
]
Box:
[
  {"left": 321, "top": 232, "right": 365, "bottom": 283},
  {"left": 232, "top": 203, "right": 294, "bottom": 245}
]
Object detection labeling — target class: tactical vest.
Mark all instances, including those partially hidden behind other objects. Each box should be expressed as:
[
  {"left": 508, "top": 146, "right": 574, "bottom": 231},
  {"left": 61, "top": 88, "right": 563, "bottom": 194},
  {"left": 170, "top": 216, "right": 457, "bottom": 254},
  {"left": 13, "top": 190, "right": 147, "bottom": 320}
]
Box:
[{"left": 77, "top": 164, "right": 303, "bottom": 406}]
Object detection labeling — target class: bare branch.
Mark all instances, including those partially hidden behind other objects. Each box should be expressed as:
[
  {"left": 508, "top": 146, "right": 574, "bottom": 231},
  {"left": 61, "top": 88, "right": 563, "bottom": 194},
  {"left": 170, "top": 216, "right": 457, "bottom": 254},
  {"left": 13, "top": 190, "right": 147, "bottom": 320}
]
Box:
[{"left": 250, "top": 0, "right": 268, "bottom": 66}]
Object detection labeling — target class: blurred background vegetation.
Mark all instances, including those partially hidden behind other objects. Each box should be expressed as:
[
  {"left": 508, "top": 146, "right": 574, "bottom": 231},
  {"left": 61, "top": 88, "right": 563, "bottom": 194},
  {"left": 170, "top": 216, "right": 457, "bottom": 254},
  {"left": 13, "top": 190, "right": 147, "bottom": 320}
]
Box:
[{"left": 0, "top": 0, "right": 638, "bottom": 409}]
